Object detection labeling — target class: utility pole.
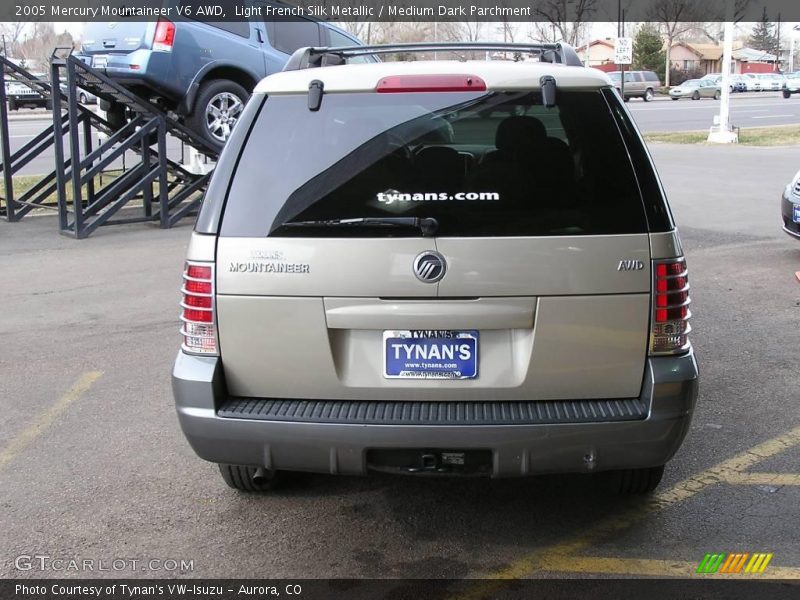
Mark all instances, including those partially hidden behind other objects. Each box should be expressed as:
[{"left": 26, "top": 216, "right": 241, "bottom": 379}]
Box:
[
  {"left": 708, "top": 1, "right": 737, "bottom": 143},
  {"left": 776, "top": 13, "right": 781, "bottom": 71}
]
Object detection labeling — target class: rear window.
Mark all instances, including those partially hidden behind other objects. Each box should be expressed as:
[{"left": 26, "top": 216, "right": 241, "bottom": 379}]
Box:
[{"left": 220, "top": 89, "right": 649, "bottom": 238}]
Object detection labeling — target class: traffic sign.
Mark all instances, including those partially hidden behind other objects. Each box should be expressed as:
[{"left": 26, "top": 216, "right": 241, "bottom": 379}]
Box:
[{"left": 615, "top": 37, "right": 633, "bottom": 65}]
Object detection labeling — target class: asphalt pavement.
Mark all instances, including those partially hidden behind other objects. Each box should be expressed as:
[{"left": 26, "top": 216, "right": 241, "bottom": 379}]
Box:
[
  {"left": 1, "top": 143, "right": 799, "bottom": 583},
  {"left": 627, "top": 93, "right": 800, "bottom": 131}
]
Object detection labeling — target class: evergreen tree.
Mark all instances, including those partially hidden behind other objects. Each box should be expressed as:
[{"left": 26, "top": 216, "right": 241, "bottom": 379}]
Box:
[
  {"left": 633, "top": 24, "right": 666, "bottom": 82},
  {"left": 749, "top": 7, "right": 778, "bottom": 56}
]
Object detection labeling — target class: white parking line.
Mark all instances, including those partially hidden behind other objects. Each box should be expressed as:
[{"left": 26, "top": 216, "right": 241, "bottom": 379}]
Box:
[{"left": 751, "top": 114, "right": 796, "bottom": 119}]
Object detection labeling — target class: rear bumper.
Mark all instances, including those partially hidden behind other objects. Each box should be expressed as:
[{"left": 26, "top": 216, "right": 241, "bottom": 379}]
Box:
[
  {"left": 172, "top": 351, "right": 699, "bottom": 478},
  {"left": 782, "top": 189, "right": 800, "bottom": 239}
]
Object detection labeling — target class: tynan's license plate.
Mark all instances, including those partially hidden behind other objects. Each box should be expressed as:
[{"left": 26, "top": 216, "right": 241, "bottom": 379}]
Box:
[
  {"left": 93, "top": 55, "right": 108, "bottom": 69},
  {"left": 383, "top": 330, "right": 478, "bottom": 379},
  {"left": 793, "top": 204, "right": 800, "bottom": 223}
]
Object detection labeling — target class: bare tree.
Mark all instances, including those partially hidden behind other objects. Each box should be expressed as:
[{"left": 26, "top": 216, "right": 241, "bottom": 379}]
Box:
[
  {"left": 648, "top": 0, "right": 719, "bottom": 86},
  {"left": 0, "top": 22, "right": 28, "bottom": 56},
  {"left": 15, "top": 23, "right": 73, "bottom": 71},
  {"left": 531, "top": 0, "right": 598, "bottom": 45},
  {"left": 436, "top": 21, "right": 487, "bottom": 59}
]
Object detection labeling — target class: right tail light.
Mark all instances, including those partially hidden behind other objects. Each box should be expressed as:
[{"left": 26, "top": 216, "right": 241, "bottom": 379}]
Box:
[
  {"left": 650, "top": 258, "right": 692, "bottom": 355},
  {"left": 180, "top": 262, "right": 218, "bottom": 355}
]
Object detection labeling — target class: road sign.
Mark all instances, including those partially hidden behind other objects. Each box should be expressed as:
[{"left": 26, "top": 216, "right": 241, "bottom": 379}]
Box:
[{"left": 615, "top": 37, "right": 633, "bottom": 65}]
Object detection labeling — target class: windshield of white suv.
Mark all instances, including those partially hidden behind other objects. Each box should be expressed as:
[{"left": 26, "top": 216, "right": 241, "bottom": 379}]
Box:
[{"left": 220, "top": 89, "right": 649, "bottom": 238}]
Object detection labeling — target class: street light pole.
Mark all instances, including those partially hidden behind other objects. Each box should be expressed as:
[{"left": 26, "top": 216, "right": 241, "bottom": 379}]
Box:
[{"left": 708, "top": 1, "right": 737, "bottom": 143}]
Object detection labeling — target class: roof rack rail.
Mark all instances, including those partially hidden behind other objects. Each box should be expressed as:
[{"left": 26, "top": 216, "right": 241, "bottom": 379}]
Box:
[{"left": 283, "top": 42, "right": 584, "bottom": 72}]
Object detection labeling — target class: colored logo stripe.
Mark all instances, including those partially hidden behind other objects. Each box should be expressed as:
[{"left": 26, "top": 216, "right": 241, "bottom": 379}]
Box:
[
  {"left": 745, "top": 553, "right": 773, "bottom": 573},
  {"left": 697, "top": 552, "right": 773, "bottom": 574}
]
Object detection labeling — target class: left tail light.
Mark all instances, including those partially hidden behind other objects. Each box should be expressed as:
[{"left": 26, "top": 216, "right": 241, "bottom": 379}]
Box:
[
  {"left": 650, "top": 258, "right": 692, "bottom": 355},
  {"left": 180, "top": 262, "right": 218, "bottom": 355},
  {"left": 153, "top": 18, "right": 176, "bottom": 52}
]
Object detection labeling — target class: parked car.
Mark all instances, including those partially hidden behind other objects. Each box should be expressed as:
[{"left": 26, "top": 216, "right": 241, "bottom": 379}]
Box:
[
  {"left": 782, "top": 169, "right": 800, "bottom": 239},
  {"left": 5, "top": 75, "right": 52, "bottom": 111},
  {"left": 58, "top": 84, "right": 98, "bottom": 105},
  {"left": 700, "top": 73, "right": 746, "bottom": 93},
  {"left": 669, "top": 79, "right": 721, "bottom": 100},
  {"left": 757, "top": 72, "right": 784, "bottom": 91},
  {"left": 608, "top": 70, "right": 660, "bottom": 101},
  {"left": 782, "top": 73, "right": 800, "bottom": 98},
  {"left": 742, "top": 73, "right": 762, "bottom": 91},
  {"left": 76, "top": 1, "right": 366, "bottom": 150},
  {"left": 729, "top": 74, "right": 749, "bottom": 92},
  {"left": 173, "top": 44, "right": 698, "bottom": 495}
]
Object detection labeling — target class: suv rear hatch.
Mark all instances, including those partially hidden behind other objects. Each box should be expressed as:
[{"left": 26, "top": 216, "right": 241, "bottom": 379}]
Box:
[
  {"left": 80, "top": 22, "right": 152, "bottom": 61},
  {"left": 214, "top": 81, "right": 653, "bottom": 402}
]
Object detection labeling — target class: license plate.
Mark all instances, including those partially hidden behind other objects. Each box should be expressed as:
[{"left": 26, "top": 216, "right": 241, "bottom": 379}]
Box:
[
  {"left": 794, "top": 204, "right": 800, "bottom": 223},
  {"left": 93, "top": 55, "right": 108, "bottom": 69},
  {"left": 384, "top": 330, "right": 478, "bottom": 379}
]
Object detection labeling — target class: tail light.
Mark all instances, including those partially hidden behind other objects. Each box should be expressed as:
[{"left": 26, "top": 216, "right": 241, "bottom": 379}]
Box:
[
  {"left": 180, "top": 262, "right": 217, "bottom": 355},
  {"left": 153, "top": 19, "right": 176, "bottom": 52},
  {"left": 650, "top": 258, "right": 692, "bottom": 355}
]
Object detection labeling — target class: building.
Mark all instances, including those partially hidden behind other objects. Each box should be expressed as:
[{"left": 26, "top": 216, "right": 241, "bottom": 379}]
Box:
[
  {"left": 668, "top": 42, "right": 723, "bottom": 75},
  {"left": 575, "top": 39, "right": 616, "bottom": 70}
]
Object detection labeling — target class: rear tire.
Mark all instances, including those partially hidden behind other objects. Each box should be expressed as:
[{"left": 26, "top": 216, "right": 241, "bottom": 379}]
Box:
[
  {"left": 692, "top": 91, "right": 700, "bottom": 100},
  {"left": 784, "top": 90, "right": 792, "bottom": 99},
  {"left": 218, "top": 464, "right": 279, "bottom": 492},
  {"left": 713, "top": 90, "right": 721, "bottom": 100},
  {"left": 45, "top": 98, "right": 54, "bottom": 111},
  {"left": 671, "top": 97, "right": 679, "bottom": 101},
  {"left": 7, "top": 98, "right": 17, "bottom": 111},
  {"left": 644, "top": 88, "right": 654, "bottom": 102},
  {"left": 188, "top": 79, "right": 250, "bottom": 152},
  {"left": 615, "top": 465, "right": 665, "bottom": 494},
  {"left": 79, "top": 92, "right": 88, "bottom": 104},
  {"left": 105, "top": 102, "right": 127, "bottom": 131}
]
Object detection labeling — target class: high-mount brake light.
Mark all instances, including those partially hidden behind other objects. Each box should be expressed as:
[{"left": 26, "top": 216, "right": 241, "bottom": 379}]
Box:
[
  {"left": 180, "top": 262, "right": 217, "bottom": 355},
  {"left": 650, "top": 258, "right": 692, "bottom": 355},
  {"left": 376, "top": 74, "right": 487, "bottom": 93},
  {"left": 153, "top": 19, "right": 176, "bottom": 52}
]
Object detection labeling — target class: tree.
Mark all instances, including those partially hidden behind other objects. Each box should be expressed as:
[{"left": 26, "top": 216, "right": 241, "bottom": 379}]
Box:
[
  {"left": 14, "top": 23, "right": 74, "bottom": 71},
  {"left": 633, "top": 24, "right": 666, "bottom": 81},
  {"left": 531, "top": 0, "right": 598, "bottom": 46},
  {"left": 748, "top": 7, "right": 779, "bottom": 56},
  {"left": 648, "top": 0, "right": 716, "bottom": 87},
  {"left": 0, "top": 22, "right": 27, "bottom": 56}
]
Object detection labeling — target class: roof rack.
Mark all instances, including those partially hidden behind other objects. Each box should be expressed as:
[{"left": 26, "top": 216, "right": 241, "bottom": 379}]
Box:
[{"left": 283, "top": 42, "right": 584, "bottom": 71}]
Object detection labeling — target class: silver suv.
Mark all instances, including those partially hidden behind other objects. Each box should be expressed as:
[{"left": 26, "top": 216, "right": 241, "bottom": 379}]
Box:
[{"left": 172, "top": 43, "right": 698, "bottom": 495}]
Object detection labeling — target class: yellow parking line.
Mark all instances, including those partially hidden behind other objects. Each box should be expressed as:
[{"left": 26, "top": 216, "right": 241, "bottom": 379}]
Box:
[
  {"left": 0, "top": 371, "right": 103, "bottom": 471},
  {"left": 722, "top": 472, "right": 800, "bottom": 486},
  {"left": 532, "top": 555, "right": 800, "bottom": 579},
  {"left": 452, "top": 425, "right": 800, "bottom": 599}
]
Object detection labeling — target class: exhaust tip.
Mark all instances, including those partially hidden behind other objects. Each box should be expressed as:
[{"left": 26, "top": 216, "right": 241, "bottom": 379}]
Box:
[{"left": 252, "top": 466, "right": 269, "bottom": 486}]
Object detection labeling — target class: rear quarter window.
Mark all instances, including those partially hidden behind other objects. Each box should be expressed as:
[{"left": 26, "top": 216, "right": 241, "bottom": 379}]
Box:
[{"left": 219, "top": 88, "right": 652, "bottom": 238}]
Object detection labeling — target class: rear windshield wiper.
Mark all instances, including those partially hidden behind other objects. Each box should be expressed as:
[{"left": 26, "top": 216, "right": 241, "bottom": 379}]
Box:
[{"left": 282, "top": 217, "right": 439, "bottom": 236}]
